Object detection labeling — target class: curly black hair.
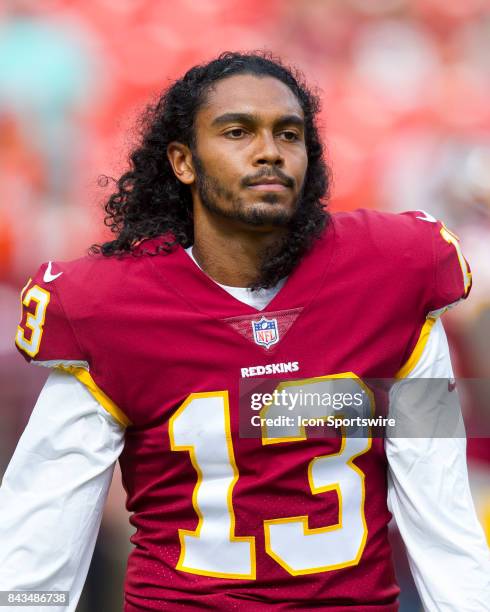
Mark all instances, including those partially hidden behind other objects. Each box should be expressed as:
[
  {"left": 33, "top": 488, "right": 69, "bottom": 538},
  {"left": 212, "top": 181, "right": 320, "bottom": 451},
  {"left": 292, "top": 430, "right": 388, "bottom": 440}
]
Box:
[{"left": 91, "top": 51, "right": 331, "bottom": 289}]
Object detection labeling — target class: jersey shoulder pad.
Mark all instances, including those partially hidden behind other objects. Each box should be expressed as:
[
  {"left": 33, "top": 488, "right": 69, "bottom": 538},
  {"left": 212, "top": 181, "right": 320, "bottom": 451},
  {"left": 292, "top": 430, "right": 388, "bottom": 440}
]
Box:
[
  {"left": 15, "top": 260, "right": 86, "bottom": 367},
  {"left": 399, "top": 210, "right": 472, "bottom": 314},
  {"left": 332, "top": 209, "right": 471, "bottom": 315}
]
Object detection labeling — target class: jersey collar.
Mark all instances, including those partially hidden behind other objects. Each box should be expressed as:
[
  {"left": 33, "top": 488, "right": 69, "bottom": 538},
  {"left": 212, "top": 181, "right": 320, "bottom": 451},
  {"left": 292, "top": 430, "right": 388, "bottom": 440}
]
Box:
[{"left": 147, "top": 223, "right": 335, "bottom": 319}]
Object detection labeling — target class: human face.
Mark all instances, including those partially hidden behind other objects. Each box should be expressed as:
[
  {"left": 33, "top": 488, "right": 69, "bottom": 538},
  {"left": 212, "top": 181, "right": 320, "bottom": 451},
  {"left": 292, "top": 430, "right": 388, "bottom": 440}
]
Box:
[{"left": 191, "top": 74, "right": 308, "bottom": 229}]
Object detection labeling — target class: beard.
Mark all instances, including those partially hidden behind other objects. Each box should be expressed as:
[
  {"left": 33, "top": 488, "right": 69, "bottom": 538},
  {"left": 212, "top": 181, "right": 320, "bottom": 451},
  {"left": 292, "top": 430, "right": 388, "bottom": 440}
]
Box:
[
  {"left": 193, "top": 154, "right": 300, "bottom": 228},
  {"left": 190, "top": 151, "right": 329, "bottom": 290}
]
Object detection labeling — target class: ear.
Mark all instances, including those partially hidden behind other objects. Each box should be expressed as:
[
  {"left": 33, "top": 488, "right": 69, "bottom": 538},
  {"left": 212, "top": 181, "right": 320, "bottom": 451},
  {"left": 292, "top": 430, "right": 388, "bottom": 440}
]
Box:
[{"left": 167, "top": 142, "right": 195, "bottom": 185}]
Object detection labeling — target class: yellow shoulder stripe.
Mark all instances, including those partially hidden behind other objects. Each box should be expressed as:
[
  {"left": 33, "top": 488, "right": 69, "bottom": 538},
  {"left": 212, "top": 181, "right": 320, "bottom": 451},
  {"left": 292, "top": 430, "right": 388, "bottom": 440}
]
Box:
[
  {"left": 55, "top": 364, "right": 132, "bottom": 427},
  {"left": 395, "top": 317, "right": 436, "bottom": 380},
  {"left": 440, "top": 225, "right": 472, "bottom": 296}
]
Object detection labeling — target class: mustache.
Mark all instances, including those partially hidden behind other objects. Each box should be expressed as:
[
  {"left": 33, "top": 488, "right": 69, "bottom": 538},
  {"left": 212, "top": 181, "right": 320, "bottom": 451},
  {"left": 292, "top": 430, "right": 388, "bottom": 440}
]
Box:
[{"left": 241, "top": 168, "right": 295, "bottom": 189}]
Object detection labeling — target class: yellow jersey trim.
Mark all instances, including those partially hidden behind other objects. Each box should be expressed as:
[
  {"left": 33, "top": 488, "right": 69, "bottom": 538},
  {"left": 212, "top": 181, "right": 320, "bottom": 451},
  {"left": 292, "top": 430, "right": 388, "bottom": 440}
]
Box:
[
  {"left": 395, "top": 317, "right": 436, "bottom": 380},
  {"left": 55, "top": 364, "right": 132, "bottom": 427}
]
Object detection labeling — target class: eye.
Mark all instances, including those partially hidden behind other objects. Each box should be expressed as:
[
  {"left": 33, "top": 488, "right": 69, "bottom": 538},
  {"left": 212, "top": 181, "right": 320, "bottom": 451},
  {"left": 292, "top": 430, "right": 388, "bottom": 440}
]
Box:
[
  {"left": 279, "top": 130, "right": 300, "bottom": 142},
  {"left": 225, "top": 128, "right": 247, "bottom": 139}
]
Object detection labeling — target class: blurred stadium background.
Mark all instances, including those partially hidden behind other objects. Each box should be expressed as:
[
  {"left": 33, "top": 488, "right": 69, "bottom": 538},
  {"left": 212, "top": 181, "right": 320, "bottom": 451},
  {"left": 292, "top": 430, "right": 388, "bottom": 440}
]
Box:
[{"left": 1, "top": 1, "right": 489, "bottom": 610}]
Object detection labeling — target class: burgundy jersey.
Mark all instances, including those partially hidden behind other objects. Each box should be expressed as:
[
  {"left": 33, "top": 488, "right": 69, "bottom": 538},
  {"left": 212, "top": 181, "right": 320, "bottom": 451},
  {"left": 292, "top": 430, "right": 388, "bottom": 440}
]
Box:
[{"left": 16, "top": 210, "right": 471, "bottom": 611}]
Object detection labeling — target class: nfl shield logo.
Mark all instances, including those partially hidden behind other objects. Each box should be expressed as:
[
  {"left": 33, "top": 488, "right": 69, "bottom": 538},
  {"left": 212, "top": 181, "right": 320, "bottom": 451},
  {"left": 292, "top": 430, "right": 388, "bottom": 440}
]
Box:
[{"left": 252, "top": 316, "right": 279, "bottom": 349}]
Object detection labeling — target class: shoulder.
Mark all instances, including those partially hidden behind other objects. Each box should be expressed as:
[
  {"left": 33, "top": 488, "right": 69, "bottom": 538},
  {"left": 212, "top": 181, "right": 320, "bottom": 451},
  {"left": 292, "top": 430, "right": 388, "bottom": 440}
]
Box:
[
  {"left": 326, "top": 208, "right": 471, "bottom": 314},
  {"left": 43, "top": 249, "right": 152, "bottom": 290},
  {"left": 318, "top": 209, "right": 438, "bottom": 281},
  {"left": 14, "top": 242, "right": 171, "bottom": 365},
  {"left": 34, "top": 237, "right": 173, "bottom": 304},
  {"left": 330, "top": 208, "right": 436, "bottom": 253}
]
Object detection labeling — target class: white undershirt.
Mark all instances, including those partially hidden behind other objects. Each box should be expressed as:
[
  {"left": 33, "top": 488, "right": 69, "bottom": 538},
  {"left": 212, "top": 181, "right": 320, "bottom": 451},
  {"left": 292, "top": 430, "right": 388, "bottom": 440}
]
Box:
[{"left": 0, "top": 252, "right": 489, "bottom": 612}]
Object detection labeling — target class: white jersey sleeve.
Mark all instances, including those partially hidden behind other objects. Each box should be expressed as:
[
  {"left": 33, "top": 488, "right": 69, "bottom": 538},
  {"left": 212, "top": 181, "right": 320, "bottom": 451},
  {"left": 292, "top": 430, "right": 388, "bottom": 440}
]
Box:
[
  {"left": 0, "top": 369, "right": 125, "bottom": 612},
  {"left": 386, "top": 318, "right": 490, "bottom": 611}
]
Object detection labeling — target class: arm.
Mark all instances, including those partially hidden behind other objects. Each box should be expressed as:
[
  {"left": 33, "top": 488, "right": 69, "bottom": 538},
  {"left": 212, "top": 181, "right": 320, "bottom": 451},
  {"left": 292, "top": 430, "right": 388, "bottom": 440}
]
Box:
[
  {"left": 386, "top": 318, "right": 490, "bottom": 612},
  {"left": 0, "top": 369, "right": 125, "bottom": 612}
]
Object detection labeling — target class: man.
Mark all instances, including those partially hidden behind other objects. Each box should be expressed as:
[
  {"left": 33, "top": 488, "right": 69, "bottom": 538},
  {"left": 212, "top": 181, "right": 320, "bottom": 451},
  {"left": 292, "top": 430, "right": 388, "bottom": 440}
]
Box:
[{"left": 1, "top": 52, "right": 489, "bottom": 611}]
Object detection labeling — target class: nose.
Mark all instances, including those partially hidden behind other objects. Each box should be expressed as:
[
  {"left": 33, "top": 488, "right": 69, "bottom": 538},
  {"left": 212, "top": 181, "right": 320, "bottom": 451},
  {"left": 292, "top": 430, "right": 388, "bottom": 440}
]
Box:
[{"left": 253, "top": 131, "right": 284, "bottom": 167}]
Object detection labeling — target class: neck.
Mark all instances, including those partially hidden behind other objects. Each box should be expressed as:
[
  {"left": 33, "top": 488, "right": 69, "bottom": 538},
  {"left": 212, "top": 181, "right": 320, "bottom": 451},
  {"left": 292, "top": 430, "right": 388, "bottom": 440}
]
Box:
[{"left": 192, "top": 206, "right": 287, "bottom": 288}]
